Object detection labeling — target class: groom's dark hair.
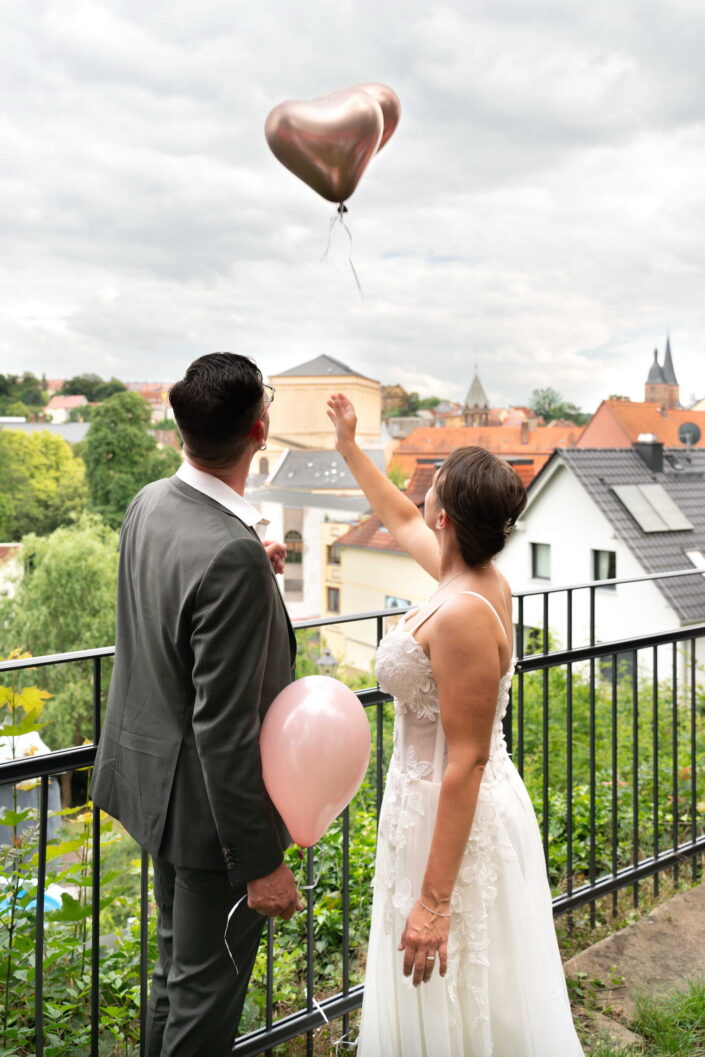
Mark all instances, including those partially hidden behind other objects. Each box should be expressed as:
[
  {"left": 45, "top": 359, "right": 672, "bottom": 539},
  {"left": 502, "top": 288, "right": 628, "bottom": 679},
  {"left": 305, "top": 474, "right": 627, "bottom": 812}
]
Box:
[{"left": 169, "top": 352, "right": 265, "bottom": 467}]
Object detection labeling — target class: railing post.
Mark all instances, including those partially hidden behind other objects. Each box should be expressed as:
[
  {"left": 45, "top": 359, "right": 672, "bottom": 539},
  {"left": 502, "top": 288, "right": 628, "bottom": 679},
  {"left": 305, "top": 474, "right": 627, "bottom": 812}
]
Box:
[
  {"left": 91, "top": 655, "right": 102, "bottom": 1057},
  {"left": 35, "top": 776, "right": 49, "bottom": 1057}
]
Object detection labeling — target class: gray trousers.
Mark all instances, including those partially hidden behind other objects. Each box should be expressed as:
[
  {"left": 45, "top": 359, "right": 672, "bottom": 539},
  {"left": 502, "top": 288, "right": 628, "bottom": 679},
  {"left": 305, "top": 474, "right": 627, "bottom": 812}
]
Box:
[{"left": 146, "top": 857, "right": 266, "bottom": 1057}]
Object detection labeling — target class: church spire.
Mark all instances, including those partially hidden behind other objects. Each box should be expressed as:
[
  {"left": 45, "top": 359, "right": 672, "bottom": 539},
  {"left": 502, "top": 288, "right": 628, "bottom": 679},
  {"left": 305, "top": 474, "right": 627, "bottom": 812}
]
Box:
[
  {"left": 464, "top": 369, "right": 489, "bottom": 410},
  {"left": 463, "top": 365, "right": 490, "bottom": 426},
  {"left": 662, "top": 336, "right": 678, "bottom": 386}
]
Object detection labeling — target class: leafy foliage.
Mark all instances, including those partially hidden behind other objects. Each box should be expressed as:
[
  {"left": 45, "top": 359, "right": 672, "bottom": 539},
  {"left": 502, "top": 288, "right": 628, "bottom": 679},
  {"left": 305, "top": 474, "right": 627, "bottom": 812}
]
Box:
[
  {"left": 0, "top": 373, "right": 46, "bottom": 415},
  {"left": 83, "top": 392, "right": 180, "bottom": 529},
  {"left": 529, "top": 386, "right": 591, "bottom": 425},
  {"left": 60, "top": 375, "right": 126, "bottom": 403},
  {"left": 0, "top": 430, "right": 87, "bottom": 541},
  {"left": 0, "top": 517, "right": 118, "bottom": 746},
  {"left": 386, "top": 392, "right": 441, "bottom": 417}
]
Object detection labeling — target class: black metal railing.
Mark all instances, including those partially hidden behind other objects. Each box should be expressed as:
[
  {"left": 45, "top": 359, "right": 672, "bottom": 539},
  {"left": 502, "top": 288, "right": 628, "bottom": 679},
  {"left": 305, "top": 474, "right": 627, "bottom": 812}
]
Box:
[{"left": 1, "top": 568, "right": 704, "bottom": 1055}]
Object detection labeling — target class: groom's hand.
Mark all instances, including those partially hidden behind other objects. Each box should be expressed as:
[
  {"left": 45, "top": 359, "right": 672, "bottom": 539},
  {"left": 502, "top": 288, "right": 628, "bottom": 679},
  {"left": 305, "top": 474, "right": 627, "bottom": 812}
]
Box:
[
  {"left": 247, "top": 862, "right": 303, "bottom": 920},
  {"left": 262, "top": 539, "right": 287, "bottom": 576}
]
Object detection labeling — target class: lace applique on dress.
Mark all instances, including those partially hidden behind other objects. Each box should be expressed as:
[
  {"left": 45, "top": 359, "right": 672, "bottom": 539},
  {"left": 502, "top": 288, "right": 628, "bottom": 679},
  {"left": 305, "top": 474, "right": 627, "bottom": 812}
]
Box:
[
  {"left": 375, "top": 627, "right": 439, "bottom": 722},
  {"left": 373, "top": 622, "right": 517, "bottom": 992}
]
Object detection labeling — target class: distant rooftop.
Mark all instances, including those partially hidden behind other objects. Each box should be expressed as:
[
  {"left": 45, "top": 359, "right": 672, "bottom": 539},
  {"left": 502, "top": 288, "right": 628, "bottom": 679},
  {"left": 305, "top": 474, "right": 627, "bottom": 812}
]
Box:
[
  {"left": 46, "top": 394, "right": 87, "bottom": 409},
  {"left": 0, "top": 422, "right": 90, "bottom": 443},
  {"left": 271, "top": 354, "right": 374, "bottom": 380},
  {"left": 269, "top": 449, "right": 384, "bottom": 490}
]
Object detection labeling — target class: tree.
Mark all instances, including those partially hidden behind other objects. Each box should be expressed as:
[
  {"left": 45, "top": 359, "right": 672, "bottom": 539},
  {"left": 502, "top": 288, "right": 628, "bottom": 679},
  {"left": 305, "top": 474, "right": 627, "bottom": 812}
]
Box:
[
  {"left": 3, "top": 401, "right": 29, "bottom": 418},
  {"left": 0, "top": 429, "right": 88, "bottom": 540},
  {"left": 386, "top": 393, "right": 442, "bottom": 418},
  {"left": 528, "top": 387, "right": 590, "bottom": 426},
  {"left": 0, "top": 372, "right": 46, "bottom": 415},
  {"left": 84, "top": 391, "right": 181, "bottom": 528},
  {"left": 0, "top": 515, "right": 119, "bottom": 747},
  {"left": 61, "top": 374, "right": 126, "bottom": 402},
  {"left": 387, "top": 464, "right": 409, "bottom": 489}
]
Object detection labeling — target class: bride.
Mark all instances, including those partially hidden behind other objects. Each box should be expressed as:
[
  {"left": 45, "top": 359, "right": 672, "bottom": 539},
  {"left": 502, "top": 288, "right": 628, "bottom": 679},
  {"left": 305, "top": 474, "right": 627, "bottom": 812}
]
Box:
[{"left": 327, "top": 394, "right": 584, "bottom": 1057}]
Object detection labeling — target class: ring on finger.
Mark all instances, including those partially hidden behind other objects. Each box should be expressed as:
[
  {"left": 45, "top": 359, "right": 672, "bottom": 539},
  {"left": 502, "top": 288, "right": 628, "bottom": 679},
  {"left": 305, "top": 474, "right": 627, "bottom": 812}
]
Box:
[{"left": 425, "top": 955, "right": 435, "bottom": 961}]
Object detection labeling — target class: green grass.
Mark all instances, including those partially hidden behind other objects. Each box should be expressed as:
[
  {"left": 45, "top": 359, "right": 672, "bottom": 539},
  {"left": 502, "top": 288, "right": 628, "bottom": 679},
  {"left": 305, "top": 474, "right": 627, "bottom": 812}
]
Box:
[{"left": 586, "top": 980, "right": 705, "bottom": 1056}]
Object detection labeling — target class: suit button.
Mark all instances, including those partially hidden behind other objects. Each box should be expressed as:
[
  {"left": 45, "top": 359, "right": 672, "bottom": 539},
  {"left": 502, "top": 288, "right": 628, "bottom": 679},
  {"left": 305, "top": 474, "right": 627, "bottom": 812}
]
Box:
[{"left": 227, "top": 862, "right": 237, "bottom": 870}]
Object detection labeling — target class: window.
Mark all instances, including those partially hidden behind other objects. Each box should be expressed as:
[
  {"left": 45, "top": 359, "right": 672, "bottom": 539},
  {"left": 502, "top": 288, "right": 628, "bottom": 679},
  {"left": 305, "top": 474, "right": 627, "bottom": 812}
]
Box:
[
  {"left": 593, "top": 549, "right": 616, "bottom": 588},
  {"left": 517, "top": 625, "right": 543, "bottom": 656},
  {"left": 530, "top": 543, "right": 551, "bottom": 580},
  {"left": 685, "top": 550, "right": 705, "bottom": 574},
  {"left": 385, "top": 595, "right": 411, "bottom": 610},
  {"left": 327, "top": 587, "right": 340, "bottom": 613},
  {"left": 284, "top": 530, "right": 303, "bottom": 564},
  {"left": 327, "top": 543, "right": 341, "bottom": 565}
]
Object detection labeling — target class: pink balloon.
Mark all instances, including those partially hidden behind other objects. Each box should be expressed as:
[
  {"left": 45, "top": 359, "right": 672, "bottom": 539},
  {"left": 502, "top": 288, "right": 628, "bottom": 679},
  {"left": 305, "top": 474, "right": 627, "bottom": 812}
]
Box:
[{"left": 260, "top": 675, "right": 371, "bottom": 847}]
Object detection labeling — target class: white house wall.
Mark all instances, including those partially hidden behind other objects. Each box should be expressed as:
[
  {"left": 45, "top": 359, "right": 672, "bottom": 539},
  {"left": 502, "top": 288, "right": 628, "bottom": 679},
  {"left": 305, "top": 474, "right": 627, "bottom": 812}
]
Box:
[{"left": 496, "top": 463, "right": 679, "bottom": 653}]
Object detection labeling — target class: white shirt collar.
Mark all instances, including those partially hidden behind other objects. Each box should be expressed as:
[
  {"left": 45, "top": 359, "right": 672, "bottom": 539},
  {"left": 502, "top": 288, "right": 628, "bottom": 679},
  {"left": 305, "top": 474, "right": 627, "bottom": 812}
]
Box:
[{"left": 176, "top": 461, "right": 268, "bottom": 530}]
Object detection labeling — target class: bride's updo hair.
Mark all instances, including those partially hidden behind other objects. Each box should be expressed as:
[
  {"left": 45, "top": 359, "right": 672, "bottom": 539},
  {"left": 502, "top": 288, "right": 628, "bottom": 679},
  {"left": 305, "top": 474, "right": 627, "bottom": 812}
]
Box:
[{"left": 434, "top": 446, "right": 527, "bottom": 567}]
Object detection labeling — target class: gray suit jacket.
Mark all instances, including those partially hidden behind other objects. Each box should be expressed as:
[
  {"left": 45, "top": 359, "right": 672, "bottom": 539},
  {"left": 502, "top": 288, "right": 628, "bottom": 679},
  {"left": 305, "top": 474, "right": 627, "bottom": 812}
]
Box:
[{"left": 90, "top": 475, "right": 296, "bottom": 886}]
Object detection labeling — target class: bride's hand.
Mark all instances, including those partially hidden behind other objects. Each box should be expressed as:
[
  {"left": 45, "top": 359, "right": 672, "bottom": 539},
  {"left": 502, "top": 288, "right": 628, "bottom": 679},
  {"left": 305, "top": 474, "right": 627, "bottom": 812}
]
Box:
[
  {"left": 326, "top": 392, "right": 357, "bottom": 452},
  {"left": 398, "top": 901, "right": 450, "bottom": 986}
]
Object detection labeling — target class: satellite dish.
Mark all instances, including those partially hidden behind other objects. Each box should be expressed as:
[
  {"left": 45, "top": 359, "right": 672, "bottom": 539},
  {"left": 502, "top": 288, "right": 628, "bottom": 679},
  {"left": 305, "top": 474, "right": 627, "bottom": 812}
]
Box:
[{"left": 678, "top": 422, "right": 701, "bottom": 447}]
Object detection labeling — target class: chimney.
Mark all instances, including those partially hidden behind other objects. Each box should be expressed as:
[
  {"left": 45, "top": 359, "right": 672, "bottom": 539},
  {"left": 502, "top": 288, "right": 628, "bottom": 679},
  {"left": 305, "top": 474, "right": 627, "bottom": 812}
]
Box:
[
  {"left": 634, "top": 433, "right": 663, "bottom": 473},
  {"left": 520, "top": 421, "right": 529, "bottom": 445}
]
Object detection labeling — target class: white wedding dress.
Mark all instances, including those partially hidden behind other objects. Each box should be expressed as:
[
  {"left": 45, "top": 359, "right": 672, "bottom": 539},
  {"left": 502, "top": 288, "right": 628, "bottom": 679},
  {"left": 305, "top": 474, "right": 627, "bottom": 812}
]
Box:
[{"left": 356, "top": 592, "right": 584, "bottom": 1057}]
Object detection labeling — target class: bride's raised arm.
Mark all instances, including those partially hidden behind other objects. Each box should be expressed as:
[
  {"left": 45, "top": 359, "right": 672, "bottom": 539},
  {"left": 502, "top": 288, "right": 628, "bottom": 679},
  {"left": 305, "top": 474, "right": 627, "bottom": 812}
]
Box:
[{"left": 327, "top": 393, "right": 440, "bottom": 581}]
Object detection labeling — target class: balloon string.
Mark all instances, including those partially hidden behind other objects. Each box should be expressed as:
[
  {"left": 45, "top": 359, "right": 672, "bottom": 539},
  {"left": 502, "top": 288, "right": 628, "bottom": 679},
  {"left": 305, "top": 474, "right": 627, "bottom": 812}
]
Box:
[
  {"left": 224, "top": 856, "right": 358, "bottom": 1048},
  {"left": 320, "top": 204, "right": 364, "bottom": 298},
  {"left": 224, "top": 892, "right": 250, "bottom": 974}
]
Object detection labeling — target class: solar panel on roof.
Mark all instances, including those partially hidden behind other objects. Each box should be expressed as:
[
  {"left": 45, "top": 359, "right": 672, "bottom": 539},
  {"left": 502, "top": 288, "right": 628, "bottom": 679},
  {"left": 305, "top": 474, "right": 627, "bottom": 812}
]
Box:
[
  {"left": 639, "top": 484, "right": 694, "bottom": 530},
  {"left": 611, "top": 484, "right": 693, "bottom": 532}
]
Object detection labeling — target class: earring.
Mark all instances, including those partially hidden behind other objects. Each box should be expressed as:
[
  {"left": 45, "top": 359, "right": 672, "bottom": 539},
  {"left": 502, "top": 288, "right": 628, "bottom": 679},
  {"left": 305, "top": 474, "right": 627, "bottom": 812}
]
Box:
[{"left": 259, "top": 443, "right": 267, "bottom": 451}]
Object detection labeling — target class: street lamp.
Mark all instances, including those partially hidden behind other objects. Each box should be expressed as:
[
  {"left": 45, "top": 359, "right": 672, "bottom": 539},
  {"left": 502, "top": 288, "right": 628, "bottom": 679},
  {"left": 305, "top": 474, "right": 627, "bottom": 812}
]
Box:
[{"left": 316, "top": 648, "right": 339, "bottom": 677}]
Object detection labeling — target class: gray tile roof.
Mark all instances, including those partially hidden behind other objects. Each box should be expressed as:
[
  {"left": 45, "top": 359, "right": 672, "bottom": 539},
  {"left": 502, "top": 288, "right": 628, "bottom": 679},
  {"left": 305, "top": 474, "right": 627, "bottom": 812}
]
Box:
[
  {"left": 0, "top": 421, "right": 90, "bottom": 443},
  {"left": 269, "top": 449, "right": 385, "bottom": 490},
  {"left": 272, "top": 354, "right": 368, "bottom": 378},
  {"left": 556, "top": 447, "right": 705, "bottom": 622},
  {"left": 244, "top": 484, "right": 370, "bottom": 514}
]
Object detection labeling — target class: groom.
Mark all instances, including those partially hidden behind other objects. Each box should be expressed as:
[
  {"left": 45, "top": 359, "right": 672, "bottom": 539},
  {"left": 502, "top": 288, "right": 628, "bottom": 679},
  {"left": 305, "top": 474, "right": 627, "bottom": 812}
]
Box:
[{"left": 91, "top": 352, "right": 300, "bottom": 1056}]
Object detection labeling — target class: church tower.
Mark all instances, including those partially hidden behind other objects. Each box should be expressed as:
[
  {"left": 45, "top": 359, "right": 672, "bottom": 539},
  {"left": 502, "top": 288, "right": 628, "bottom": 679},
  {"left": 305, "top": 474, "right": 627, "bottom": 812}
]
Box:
[
  {"left": 463, "top": 367, "right": 490, "bottom": 426},
  {"left": 645, "top": 338, "right": 680, "bottom": 409}
]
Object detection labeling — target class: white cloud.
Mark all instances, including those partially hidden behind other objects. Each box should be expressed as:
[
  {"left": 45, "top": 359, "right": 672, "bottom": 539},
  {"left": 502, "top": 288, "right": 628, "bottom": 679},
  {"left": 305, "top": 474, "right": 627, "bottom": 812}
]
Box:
[{"left": 1, "top": 0, "right": 704, "bottom": 411}]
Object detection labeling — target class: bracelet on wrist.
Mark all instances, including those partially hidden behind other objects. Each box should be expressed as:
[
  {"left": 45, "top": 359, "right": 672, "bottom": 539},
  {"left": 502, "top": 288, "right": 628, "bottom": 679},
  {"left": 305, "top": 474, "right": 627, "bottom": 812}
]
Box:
[{"left": 417, "top": 897, "right": 452, "bottom": 918}]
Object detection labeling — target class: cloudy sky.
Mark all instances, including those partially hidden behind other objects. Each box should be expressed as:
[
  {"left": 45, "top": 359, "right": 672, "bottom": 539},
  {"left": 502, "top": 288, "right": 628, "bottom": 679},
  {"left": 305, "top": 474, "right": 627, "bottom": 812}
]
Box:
[{"left": 1, "top": 0, "right": 704, "bottom": 410}]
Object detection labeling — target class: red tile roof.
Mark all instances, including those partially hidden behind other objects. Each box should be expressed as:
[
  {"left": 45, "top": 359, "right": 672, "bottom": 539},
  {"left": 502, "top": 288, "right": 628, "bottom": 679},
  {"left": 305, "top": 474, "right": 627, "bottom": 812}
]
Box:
[
  {"left": 390, "top": 423, "right": 582, "bottom": 482},
  {"left": 46, "top": 394, "right": 88, "bottom": 409},
  {"left": 578, "top": 400, "right": 705, "bottom": 448},
  {"left": 336, "top": 515, "right": 405, "bottom": 553},
  {"left": 335, "top": 456, "right": 529, "bottom": 554}
]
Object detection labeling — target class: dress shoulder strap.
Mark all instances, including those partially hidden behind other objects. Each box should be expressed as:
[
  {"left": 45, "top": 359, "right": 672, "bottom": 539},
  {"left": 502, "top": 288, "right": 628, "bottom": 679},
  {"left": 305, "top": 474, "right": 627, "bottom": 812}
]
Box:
[
  {"left": 456, "top": 591, "right": 509, "bottom": 641},
  {"left": 407, "top": 590, "right": 509, "bottom": 640}
]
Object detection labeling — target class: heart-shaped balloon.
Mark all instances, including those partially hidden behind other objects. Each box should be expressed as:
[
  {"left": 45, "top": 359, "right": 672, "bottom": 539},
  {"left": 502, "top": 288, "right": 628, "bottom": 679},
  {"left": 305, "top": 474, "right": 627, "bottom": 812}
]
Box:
[
  {"left": 329, "top": 83, "right": 401, "bottom": 152},
  {"left": 265, "top": 88, "right": 384, "bottom": 203}
]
